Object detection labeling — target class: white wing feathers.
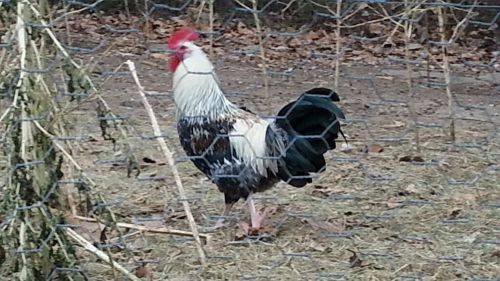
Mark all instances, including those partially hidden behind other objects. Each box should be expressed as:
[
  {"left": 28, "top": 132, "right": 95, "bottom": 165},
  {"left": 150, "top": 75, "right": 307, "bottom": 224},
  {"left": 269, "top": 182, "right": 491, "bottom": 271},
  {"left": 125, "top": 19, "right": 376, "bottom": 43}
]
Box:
[{"left": 229, "top": 117, "right": 278, "bottom": 177}]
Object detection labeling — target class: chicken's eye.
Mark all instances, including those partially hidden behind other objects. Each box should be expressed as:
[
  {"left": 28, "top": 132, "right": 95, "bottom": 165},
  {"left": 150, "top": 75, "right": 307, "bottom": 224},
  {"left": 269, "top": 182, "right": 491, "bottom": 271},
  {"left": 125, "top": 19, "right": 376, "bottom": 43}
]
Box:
[{"left": 179, "top": 45, "right": 188, "bottom": 51}]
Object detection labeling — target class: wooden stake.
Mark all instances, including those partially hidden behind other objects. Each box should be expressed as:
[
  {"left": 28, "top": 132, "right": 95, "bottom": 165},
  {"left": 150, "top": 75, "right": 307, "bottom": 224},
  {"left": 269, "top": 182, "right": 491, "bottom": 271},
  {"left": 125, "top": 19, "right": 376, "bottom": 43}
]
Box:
[{"left": 125, "top": 60, "right": 207, "bottom": 267}]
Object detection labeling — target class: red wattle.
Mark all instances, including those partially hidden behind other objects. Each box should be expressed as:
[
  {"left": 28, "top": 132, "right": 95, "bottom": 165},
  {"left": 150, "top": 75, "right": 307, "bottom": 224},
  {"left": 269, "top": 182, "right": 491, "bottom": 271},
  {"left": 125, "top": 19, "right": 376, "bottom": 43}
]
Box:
[{"left": 169, "top": 55, "right": 181, "bottom": 72}]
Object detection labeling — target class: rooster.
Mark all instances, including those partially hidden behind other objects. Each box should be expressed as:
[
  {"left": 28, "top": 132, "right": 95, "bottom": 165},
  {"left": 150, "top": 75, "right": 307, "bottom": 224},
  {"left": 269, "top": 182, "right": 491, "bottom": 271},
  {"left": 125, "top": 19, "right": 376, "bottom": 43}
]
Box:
[{"left": 168, "top": 28, "right": 345, "bottom": 230}]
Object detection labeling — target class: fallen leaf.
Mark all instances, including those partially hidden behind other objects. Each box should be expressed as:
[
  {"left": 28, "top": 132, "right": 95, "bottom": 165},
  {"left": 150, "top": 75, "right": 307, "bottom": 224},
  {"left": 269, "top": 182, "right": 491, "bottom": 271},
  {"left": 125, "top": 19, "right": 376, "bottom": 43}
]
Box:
[
  {"left": 150, "top": 53, "right": 169, "bottom": 60},
  {"left": 259, "top": 206, "right": 280, "bottom": 217},
  {"left": 234, "top": 221, "right": 278, "bottom": 241},
  {"left": 234, "top": 222, "right": 250, "bottom": 241},
  {"left": 311, "top": 189, "right": 330, "bottom": 198},
  {"left": 348, "top": 249, "right": 363, "bottom": 268},
  {"left": 404, "top": 184, "right": 419, "bottom": 195},
  {"left": 135, "top": 264, "right": 150, "bottom": 278},
  {"left": 141, "top": 19, "right": 154, "bottom": 38},
  {"left": 340, "top": 143, "right": 354, "bottom": 152},
  {"left": 304, "top": 219, "right": 344, "bottom": 232},
  {"left": 399, "top": 155, "right": 424, "bottom": 162},
  {"left": 367, "top": 144, "right": 384, "bottom": 153},
  {"left": 164, "top": 211, "right": 187, "bottom": 222},
  {"left": 99, "top": 226, "right": 108, "bottom": 244},
  {"left": 152, "top": 20, "right": 164, "bottom": 26},
  {"left": 462, "top": 231, "right": 480, "bottom": 243},
  {"left": 0, "top": 245, "right": 5, "bottom": 266},
  {"left": 305, "top": 30, "right": 320, "bottom": 41},
  {"left": 368, "top": 23, "right": 385, "bottom": 36},
  {"left": 399, "top": 155, "right": 413, "bottom": 161},
  {"left": 236, "top": 21, "right": 253, "bottom": 35},
  {"left": 170, "top": 16, "right": 188, "bottom": 26},
  {"left": 247, "top": 225, "right": 278, "bottom": 238},
  {"left": 408, "top": 43, "right": 423, "bottom": 50},
  {"left": 386, "top": 198, "right": 404, "bottom": 209},
  {"left": 142, "top": 157, "right": 157, "bottom": 164},
  {"left": 287, "top": 37, "right": 302, "bottom": 48},
  {"left": 491, "top": 249, "right": 500, "bottom": 258},
  {"left": 383, "top": 120, "right": 405, "bottom": 128},
  {"left": 448, "top": 209, "right": 461, "bottom": 219},
  {"left": 387, "top": 202, "right": 403, "bottom": 209},
  {"left": 308, "top": 240, "right": 328, "bottom": 252},
  {"left": 412, "top": 156, "right": 424, "bottom": 162},
  {"left": 455, "top": 193, "right": 477, "bottom": 202}
]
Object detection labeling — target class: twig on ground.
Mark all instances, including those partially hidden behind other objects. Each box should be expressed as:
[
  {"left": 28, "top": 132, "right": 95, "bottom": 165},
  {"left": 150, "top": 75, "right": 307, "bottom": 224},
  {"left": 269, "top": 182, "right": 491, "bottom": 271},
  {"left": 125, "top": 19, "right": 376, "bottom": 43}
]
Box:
[
  {"left": 125, "top": 60, "right": 207, "bottom": 267},
  {"left": 73, "top": 216, "right": 210, "bottom": 240},
  {"left": 66, "top": 228, "right": 141, "bottom": 281}
]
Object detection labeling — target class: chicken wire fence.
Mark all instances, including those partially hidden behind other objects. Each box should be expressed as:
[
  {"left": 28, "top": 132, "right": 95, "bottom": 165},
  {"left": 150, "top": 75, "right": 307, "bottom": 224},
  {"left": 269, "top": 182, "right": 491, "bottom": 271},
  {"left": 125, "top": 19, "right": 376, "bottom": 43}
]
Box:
[{"left": 0, "top": 0, "right": 499, "bottom": 280}]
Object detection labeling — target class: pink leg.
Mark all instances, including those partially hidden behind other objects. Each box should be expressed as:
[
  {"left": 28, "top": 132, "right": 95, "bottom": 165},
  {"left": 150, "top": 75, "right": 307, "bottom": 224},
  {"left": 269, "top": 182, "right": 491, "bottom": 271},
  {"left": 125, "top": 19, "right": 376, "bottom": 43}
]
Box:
[{"left": 247, "top": 195, "right": 264, "bottom": 228}]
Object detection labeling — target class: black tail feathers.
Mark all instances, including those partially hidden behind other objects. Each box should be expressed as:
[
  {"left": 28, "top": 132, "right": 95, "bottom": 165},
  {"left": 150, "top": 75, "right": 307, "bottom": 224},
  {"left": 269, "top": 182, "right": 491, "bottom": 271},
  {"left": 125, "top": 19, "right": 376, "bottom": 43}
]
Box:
[{"left": 274, "top": 88, "right": 346, "bottom": 187}]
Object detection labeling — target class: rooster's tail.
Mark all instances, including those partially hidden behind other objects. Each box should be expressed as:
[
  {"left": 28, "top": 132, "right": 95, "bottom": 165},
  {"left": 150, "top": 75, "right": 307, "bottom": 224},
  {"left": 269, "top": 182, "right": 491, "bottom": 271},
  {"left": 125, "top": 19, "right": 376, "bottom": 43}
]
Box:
[{"left": 273, "top": 88, "right": 345, "bottom": 187}]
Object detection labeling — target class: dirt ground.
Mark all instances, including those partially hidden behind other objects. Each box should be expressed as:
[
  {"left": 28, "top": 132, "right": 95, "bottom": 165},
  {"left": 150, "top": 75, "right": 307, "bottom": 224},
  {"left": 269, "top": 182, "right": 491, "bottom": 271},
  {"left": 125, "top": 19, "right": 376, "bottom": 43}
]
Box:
[
  {"left": 1, "top": 14, "right": 499, "bottom": 280},
  {"left": 55, "top": 32, "right": 499, "bottom": 280}
]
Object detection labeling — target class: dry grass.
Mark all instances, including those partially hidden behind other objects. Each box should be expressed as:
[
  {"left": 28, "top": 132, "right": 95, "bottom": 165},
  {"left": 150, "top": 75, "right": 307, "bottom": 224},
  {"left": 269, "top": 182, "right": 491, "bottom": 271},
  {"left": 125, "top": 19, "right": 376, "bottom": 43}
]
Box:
[
  {"left": 52, "top": 54, "right": 498, "bottom": 280},
  {"left": 1, "top": 48, "right": 498, "bottom": 281},
  {"left": 0, "top": 1, "right": 498, "bottom": 280}
]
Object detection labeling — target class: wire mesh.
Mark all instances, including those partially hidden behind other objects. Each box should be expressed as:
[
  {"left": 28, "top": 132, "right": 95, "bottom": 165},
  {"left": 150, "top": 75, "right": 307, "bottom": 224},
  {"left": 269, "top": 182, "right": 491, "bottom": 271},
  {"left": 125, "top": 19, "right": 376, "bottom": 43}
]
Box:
[{"left": 0, "top": 0, "right": 499, "bottom": 280}]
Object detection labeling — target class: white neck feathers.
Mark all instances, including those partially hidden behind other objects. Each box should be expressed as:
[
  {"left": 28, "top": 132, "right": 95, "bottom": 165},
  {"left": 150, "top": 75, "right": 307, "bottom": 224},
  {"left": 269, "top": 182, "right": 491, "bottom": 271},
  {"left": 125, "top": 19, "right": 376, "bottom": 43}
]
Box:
[{"left": 173, "top": 49, "right": 238, "bottom": 121}]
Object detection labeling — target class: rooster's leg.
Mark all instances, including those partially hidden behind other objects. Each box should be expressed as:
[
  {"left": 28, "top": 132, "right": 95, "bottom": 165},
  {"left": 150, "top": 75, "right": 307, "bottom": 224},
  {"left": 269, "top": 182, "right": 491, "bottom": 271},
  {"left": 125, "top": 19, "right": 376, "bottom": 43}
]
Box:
[
  {"left": 200, "top": 203, "right": 234, "bottom": 232},
  {"left": 214, "top": 203, "right": 234, "bottom": 229},
  {"left": 247, "top": 195, "right": 264, "bottom": 228}
]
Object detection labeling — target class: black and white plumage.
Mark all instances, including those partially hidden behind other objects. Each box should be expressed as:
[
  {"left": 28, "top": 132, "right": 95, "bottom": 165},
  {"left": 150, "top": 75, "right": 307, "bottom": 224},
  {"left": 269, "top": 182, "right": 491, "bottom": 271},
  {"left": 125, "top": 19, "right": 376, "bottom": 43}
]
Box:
[{"left": 169, "top": 28, "right": 346, "bottom": 228}]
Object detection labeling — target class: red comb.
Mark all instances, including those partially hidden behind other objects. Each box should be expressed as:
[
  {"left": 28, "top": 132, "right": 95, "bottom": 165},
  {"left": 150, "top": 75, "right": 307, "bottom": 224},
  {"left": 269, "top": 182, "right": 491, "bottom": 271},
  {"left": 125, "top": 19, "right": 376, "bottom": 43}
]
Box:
[{"left": 168, "top": 27, "right": 199, "bottom": 50}]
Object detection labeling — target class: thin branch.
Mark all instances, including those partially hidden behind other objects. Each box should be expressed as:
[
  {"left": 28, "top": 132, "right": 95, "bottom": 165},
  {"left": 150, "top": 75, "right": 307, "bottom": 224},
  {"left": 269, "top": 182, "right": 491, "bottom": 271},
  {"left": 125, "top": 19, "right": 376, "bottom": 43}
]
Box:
[
  {"left": 234, "top": 0, "right": 270, "bottom": 113},
  {"left": 74, "top": 216, "right": 210, "bottom": 240},
  {"left": 334, "top": 0, "right": 342, "bottom": 91},
  {"left": 125, "top": 60, "right": 207, "bottom": 267},
  {"left": 209, "top": 0, "right": 214, "bottom": 58},
  {"left": 66, "top": 228, "right": 141, "bottom": 281},
  {"left": 280, "top": 0, "right": 297, "bottom": 15},
  {"left": 195, "top": 0, "right": 207, "bottom": 23},
  {"left": 437, "top": 6, "right": 455, "bottom": 142},
  {"left": 34, "top": 118, "right": 119, "bottom": 225},
  {"left": 19, "top": 222, "right": 27, "bottom": 281},
  {"left": 448, "top": 0, "right": 478, "bottom": 44},
  {"left": 403, "top": 0, "right": 420, "bottom": 152},
  {"left": 33, "top": 120, "right": 97, "bottom": 187},
  {"left": 15, "top": 0, "right": 29, "bottom": 162}
]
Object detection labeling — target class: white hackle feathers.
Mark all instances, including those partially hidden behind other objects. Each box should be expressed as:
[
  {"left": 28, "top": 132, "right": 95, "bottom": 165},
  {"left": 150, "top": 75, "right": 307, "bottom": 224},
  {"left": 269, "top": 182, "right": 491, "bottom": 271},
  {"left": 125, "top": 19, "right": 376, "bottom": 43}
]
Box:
[{"left": 172, "top": 42, "right": 238, "bottom": 120}]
